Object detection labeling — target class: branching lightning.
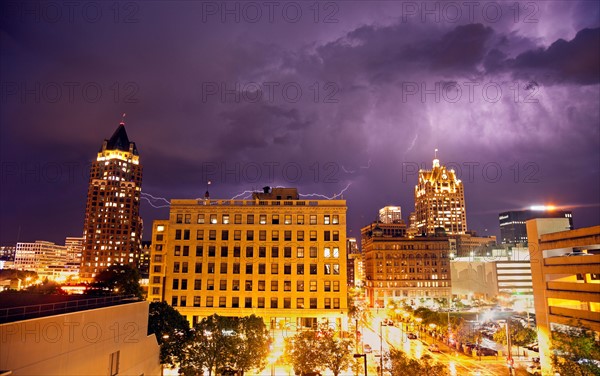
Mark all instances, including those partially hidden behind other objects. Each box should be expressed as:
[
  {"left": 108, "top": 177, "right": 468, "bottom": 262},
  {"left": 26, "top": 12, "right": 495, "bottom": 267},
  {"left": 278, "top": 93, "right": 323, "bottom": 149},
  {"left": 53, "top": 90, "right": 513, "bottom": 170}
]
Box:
[
  {"left": 299, "top": 183, "right": 352, "bottom": 199},
  {"left": 229, "top": 190, "right": 255, "bottom": 200},
  {"left": 140, "top": 194, "right": 171, "bottom": 209},
  {"left": 141, "top": 182, "right": 353, "bottom": 210}
]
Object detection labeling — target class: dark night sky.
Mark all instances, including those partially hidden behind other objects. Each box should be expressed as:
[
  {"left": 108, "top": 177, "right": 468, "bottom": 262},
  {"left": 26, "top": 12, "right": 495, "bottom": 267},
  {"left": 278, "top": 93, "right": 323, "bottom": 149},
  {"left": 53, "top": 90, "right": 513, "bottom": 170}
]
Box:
[{"left": 1, "top": 1, "right": 599, "bottom": 245}]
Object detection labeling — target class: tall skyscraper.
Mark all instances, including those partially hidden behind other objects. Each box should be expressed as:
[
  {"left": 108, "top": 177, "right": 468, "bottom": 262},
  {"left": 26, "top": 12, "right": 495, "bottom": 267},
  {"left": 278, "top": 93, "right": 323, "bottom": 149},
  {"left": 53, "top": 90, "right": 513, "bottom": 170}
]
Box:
[
  {"left": 414, "top": 153, "right": 467, "bottom": 235},
  {"left": 499, "top": 207, "right": 573, "bottom": 245},
  {"left": 80, "top": 120, "right": 143, "bottom": 280}
]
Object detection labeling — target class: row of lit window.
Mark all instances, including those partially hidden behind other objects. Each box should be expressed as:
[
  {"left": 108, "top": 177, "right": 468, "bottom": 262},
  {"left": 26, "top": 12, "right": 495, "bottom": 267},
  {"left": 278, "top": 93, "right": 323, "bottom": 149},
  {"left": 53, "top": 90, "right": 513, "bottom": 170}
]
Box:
[
  {"left": 157, "top": 245, "right": 340, "bottom": 259},
  {"left": 169, "top": 229, "right": 340, "bottom": 242},
  {"left": 173, "top": 213, "right": 340, "bottom": 225},
  {"left": 168, "top": 278, "right": 341, "bottom": 292},
  {"left": 372, "top": 281, "right": 450, "bottom": 288},
  {"left": 168, "top": 261, "right": 341, "bottom": 275},
  {"left": 163, "top": 294, "right": 340, "bottom": 310}
]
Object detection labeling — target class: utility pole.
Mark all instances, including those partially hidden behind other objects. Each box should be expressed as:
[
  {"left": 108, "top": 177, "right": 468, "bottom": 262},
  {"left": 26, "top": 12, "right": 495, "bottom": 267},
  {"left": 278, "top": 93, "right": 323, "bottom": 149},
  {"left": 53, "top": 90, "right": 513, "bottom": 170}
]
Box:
[{"left": 506, "top": 321, "right": 513, "bottom": 375}]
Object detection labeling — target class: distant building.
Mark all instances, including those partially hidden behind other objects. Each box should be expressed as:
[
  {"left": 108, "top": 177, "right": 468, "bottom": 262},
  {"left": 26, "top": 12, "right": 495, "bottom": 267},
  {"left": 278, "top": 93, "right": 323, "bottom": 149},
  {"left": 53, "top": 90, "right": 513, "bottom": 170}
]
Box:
[
  {"left": 65, "top": 237, "right": 83, "bottom": 264},
  {"left": 378, "top": 206, "right": 402, "bottom": 224},
  {"left": 361, "top": 223, "right": 452, "bottom": 308},
  {"left": 452, "top": 233, "right": 497, "bottom": 258},
  {"left": 139, "top": 241, "right": 152, "bottom": 279},
  {"left": 0, "top": 246, "right": 16, "bottom": 261},
  {"left": 148, "top": 187, "right": 349, "bottom": 331},
  {"left": 81, "top": 120, "right": 143, "bottom": 281},
  {"left": 414, "top": 154, "right": 467, "bottom": 235},
  {"left": 13, "top": 240, "right": 82, "bottom": 282},
  {"left": 451, "top": 247, "right": 534, "bottom": 311},
  {"left": 499, "top": 207, "right": 573, "bottom": 245},
  {"left": 0, "top": 295, "right": 160, "bottom": 375},
  {"left": 526, "top": 219, "right": 600, "bottom": 374},
  {"left": 347, "top": 237, "right": 362, "bottom": 287}
]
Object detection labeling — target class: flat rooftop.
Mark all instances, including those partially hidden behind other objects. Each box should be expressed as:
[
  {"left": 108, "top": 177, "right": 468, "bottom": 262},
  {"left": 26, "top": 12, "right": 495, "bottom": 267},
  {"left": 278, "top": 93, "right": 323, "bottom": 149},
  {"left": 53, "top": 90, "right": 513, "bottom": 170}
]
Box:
[{"left": 0, "top": 293, "right": 140, "bottom": 324}]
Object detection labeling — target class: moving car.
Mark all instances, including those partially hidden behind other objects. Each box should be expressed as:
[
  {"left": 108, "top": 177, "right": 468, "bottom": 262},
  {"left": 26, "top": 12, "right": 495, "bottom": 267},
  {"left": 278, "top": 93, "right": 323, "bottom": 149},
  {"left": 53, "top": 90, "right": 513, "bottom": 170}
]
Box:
[
  {"left": 407, "top": 333, "right": 418, "bottom": 340},
  {"left": 428, "top": 343, "right": 440, "bottom": 352},
  {"left": 364, "top": 344, "right": 372, "bottom": 353}
]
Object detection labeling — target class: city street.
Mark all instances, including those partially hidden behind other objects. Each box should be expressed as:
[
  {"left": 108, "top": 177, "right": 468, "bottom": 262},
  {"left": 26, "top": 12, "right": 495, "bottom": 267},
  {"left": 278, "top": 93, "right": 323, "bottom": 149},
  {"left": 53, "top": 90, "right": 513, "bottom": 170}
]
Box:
[{"left": 361, "top": 323, "right": 517, "bottom": 376}]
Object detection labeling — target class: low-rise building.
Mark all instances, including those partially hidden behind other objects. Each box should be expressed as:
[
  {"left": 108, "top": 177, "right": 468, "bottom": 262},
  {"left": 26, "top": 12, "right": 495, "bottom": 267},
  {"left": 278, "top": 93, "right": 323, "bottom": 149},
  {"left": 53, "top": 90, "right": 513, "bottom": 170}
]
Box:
[
  {"left": 0, "top": 295, "right": 160, "bottom": 375},
  {"left": 361, "top": 222, "right": 452, "bottom": 308}
]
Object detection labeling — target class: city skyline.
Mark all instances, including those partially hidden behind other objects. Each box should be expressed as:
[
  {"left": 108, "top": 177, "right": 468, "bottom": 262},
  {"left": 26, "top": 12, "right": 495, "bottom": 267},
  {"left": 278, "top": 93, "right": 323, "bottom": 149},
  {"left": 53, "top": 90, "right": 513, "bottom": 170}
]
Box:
[{"left": 1, "top": 1, "right": 599, "bottom": 245}]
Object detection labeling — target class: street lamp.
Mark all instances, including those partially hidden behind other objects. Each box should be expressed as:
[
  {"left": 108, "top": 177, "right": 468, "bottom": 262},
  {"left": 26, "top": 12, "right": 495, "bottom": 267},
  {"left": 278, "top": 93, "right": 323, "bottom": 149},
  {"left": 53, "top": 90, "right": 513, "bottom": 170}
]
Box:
[{"left": 353, "top": 354, "right": 367, "bottom": 376}]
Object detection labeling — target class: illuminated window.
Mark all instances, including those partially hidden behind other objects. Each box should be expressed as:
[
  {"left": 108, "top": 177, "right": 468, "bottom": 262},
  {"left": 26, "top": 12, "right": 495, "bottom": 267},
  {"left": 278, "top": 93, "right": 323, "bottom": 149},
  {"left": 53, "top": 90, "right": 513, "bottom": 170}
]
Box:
[
  {"left": 234, "top": 214, "right": 242, "bottom": 224},
  {"left": 297, "top": 298, "right": 304, "bottom": 308},
  {"left": 271, "top": 281, "right": 278, "bottom": 291},
  {"left": 297, "top": 247, "right": 304, "bottom": 258},
  {"left": 310, "top": 280, "right": 317, "bottom": 291},
  {"left": 272, "top": 215, "right": 279, "bottom": 224},
  {"left": 206, "top": 296, "right": 213, "bottom": 307},
  {"left": 324, "top": 298, "right": 331, "bottom": 309},
  {"left": 324, "top": 247, "right": 331, "bottom": 258},
  {"left": 260, "top": 214, "right": 267, "bottom": 224},
  {"left": 324, "top": 281, "right": 331, "bottom": 292},
  {"left": 210, "top": 214, "right": 217, "bottom": 224},
  {"left": 297, "top": 280, "right": 304, "bottom": 291},
  {"left": 271, "top": 263, "right": 278, "bottom": 274},
  {"left": 284, "top": 215, "right": 292, "bottom": 224},
  {"left": 310, "top": 231, "right": 317, "bottom": 241},
  {"left": 297, "top": 215, "right": 304, "bottom": 225},
  {"left": 222, "top": 214, "right": 229, "bottom": 224},
  {"left": 310, "top": 215, "right": 317, "bottom": 225},
  {"left": 272, "top": 231, "right": 279, "bottom": 241},
  {"left": 324, "top": 215, "right": 330, "bottom": 225},
  {"left": 332, "top": 215, "right": 339, "bottom": 224}
]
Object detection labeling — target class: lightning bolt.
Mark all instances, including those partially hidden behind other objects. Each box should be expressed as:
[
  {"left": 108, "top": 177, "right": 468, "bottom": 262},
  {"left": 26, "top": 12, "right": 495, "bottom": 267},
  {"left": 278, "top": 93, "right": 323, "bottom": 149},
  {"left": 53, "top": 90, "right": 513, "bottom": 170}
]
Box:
[
  {"left": 229, "top": 190, "right": 255, "bottom": 200},
  {"left": 299, "top": 183, "right": 352, "bottom": 199},
  {"left": 141, "top": 192, "right": 170, "bottom": 205},
  {"left": 140, "top": 195, "right": 171, "bottom": 209}
]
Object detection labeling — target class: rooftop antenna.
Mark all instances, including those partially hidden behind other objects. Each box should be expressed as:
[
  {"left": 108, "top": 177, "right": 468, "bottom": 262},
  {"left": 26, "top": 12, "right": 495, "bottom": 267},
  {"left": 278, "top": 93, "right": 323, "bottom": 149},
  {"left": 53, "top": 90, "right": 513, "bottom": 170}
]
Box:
[
  {"left": 204, "top": 180, "right": 211, "bottom": 200},
  {"left": 120, "top": 113, "right": 127, "bottom": 125},
  {"left": 434, "top": 148, "right": 438, "bottom": 159}
]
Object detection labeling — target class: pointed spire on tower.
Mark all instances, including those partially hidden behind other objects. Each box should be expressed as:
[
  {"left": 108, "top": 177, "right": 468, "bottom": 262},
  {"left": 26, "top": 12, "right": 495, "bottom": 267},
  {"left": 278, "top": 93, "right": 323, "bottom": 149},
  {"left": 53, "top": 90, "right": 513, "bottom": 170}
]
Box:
[{"left": 433, "top": 148, "right": 440, "bottom": 168}]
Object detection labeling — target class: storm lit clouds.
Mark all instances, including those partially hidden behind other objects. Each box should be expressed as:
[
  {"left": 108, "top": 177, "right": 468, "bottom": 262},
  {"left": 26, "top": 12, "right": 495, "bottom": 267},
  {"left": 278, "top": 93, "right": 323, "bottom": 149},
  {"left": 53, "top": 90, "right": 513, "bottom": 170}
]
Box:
[{"left": 0, "top": 1, "right": 598, "bottom": 243}]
